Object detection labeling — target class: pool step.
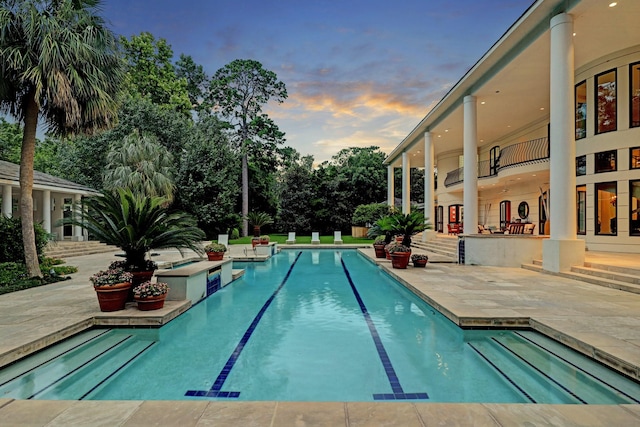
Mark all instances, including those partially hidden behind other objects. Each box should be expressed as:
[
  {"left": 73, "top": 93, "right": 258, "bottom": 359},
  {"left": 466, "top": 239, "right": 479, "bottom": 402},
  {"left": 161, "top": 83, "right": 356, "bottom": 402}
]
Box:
[
  {"left": 469, "top": 331, "right": 640, "bottom": 404},
  {"left": 0, "top": 330, "right": 155, "bottom": 400},
  {"left": 522, "top": 260, "right": 640, "bottom": 295}
]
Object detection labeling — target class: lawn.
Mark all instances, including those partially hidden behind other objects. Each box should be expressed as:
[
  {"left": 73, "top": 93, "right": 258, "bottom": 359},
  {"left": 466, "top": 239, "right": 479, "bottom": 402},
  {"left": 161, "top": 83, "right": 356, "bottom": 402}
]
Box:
[{"left": 229, "top": 234, "right": 372, "bottom": 245}]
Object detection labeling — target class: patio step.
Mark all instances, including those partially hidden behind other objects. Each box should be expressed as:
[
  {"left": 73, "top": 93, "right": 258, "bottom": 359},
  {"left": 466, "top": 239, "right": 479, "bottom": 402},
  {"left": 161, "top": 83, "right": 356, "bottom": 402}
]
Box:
[
  {"left": 44, "top": 241, "right": 118, "bottom": 259},
  {"left": 411, "top": 235, "right": 458, "bottom": 262},
  {"left": 522, "top": 259, "right": 640, "bottom": 295}
]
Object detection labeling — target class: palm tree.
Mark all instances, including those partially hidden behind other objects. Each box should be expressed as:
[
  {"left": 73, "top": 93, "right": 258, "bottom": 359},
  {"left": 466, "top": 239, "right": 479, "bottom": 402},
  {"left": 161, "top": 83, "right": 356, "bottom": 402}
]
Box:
[
  {"left": 392, "top": 211, "right": 431, "bottom": 247},
  {"left": 103, "top": 130, "right": 176, "bottom": 202},
  {"left": 60, "top": 189, "right": 205, "bottom": 271},
  {"left": 0, "top": 0, "right": 124, "bottom": 277}
]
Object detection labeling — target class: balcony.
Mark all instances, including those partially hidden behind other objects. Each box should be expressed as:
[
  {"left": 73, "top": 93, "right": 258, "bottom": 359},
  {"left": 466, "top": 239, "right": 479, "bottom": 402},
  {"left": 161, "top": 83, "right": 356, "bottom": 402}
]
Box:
[{"left": 444, "top": 137, "right": 549, "bottom": 188}]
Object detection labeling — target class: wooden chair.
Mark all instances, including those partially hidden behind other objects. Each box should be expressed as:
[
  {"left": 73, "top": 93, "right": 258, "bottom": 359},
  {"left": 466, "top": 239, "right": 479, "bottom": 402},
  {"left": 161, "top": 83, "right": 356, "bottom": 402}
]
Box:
[
  {"left": 524, "top": 223, "right": 536, "bottom": 234},
  {"left": 507, "top": 223, "right": 525, "bottom": 234}
]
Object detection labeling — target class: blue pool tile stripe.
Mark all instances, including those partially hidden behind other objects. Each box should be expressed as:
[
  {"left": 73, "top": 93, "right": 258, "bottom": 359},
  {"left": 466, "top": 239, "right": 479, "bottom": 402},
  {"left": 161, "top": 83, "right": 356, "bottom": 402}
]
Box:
[
  {"left": 467, "top": 342, "right": 537, "bottom": 403},
  {"left": 514, "top": 331, "right": 640, "bottom": 404},
  {"left": 186, "top": 251, "right": 303, "bottom": 399},
  {"left": 339, "top": 255, "right": 429, "bottom": 401},
  {"left": 491, "top": 337, "right": 588, "bottom": 404}
]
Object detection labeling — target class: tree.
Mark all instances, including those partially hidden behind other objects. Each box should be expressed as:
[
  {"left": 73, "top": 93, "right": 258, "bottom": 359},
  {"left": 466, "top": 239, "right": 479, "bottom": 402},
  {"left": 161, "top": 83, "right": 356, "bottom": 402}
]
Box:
[
  {"left": 277, "top": 155, "right": 315, "bottom": 233},
  {"left": 175, "top": 54, "right": 210, "bottom": 113},
  {"left": 175, "top": 116, "right": 241, "bottom": 237},
  {"left": 120, "top": 32, "right": 191, "bottom": 115},
  {"left": 0, "top": 117, "right": 22, "bottom": 163},
  {"left": 209, "top": 59, "right": 287, "bottom": 236},
  {"left": 0, "top": 0, "right": 124, "bottom": 277},
  {"left": 103, "top": 131, "right": 176, "bottom": 201}
]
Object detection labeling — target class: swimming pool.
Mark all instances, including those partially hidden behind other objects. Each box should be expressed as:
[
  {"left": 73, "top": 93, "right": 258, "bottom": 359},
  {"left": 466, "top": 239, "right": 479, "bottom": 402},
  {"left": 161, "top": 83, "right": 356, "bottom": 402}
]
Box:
[{"left": 1, "top": 249, "right": 639, "bottom": 403}]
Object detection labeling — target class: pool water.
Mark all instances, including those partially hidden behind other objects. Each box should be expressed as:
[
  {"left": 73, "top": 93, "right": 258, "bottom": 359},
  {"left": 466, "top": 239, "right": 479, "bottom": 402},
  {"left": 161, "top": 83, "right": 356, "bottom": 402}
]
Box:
[{"left": 1, "top": 249, "right": 639, "bottom": 403}]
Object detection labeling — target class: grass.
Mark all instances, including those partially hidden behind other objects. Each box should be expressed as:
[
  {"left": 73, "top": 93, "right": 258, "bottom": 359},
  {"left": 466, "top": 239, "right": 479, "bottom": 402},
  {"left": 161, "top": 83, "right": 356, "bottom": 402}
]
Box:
[{"left": 229, "top": 234, "right": 373, "bottom": 245}]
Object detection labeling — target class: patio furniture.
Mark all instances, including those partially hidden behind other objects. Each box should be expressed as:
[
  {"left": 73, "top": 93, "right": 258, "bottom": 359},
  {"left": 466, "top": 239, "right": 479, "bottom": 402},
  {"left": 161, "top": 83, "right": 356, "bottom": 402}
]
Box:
[
  {"left": 333, "top": 231, "right": 343, "bottom": 244},
  {"left": 286, "top": 232, "right": 296, "bottom": 244},
  {"left": 311, "top": 232, "right": 320, "bottom": 244}
]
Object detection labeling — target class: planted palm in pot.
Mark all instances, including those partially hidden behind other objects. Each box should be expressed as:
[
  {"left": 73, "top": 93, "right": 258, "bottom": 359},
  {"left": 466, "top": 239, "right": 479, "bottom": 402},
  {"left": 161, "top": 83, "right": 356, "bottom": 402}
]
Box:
[
  {"left": 60, "top": 188, "right": 206, "bottom": 286},
  {"left": 388, "top": 243, "right": 411, "bottom": 269}
]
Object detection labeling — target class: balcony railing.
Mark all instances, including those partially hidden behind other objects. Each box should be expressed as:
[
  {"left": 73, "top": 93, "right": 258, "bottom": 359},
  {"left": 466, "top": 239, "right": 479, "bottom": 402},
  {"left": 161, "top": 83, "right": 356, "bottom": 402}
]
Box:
[
  {"left": 497, "top": 137, "right": 549, "bottom": 171},
  {"left": 443, "top": 137, "right": 549, "bottom": 188}
]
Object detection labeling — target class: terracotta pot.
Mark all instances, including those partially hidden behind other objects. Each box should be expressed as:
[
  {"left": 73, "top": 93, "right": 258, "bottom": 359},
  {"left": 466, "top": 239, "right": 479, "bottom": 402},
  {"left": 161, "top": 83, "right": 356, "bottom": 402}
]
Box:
[
  {"left": 390, "top": 251, "right": 411, "bottom": 269},
  {"left": 385, "top": 248, "right": 391, "bottom": 260},
  {"left": 251, "top": 238, "right": 260, "bottom": 248},
  {"left": 135, "top": 293, "right": 167, "bottom": 311},
  {"left": 207, "top": 251, "right": 224, "bottom": 261},
  {"left": 373, "top": 244, "right": 386, "bottom": 258},
  {"left": 94, "top": 282, "right": 131, "bottom": 312},
  {"left": 260, "top": 239, "right": 269, "bottom": 245},
  {"left": 130, "top": 270, "right": 155, "bottom": 287},
  {"left": 413, "top": 259, "right": 428, "bottom": 268}
]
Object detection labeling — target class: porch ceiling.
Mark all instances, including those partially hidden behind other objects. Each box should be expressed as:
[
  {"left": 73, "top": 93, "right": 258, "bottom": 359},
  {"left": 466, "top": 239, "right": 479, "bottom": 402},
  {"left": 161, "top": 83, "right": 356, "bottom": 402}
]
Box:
[{"left": 387, "top": 0, "right": 640, "bottom": 169}]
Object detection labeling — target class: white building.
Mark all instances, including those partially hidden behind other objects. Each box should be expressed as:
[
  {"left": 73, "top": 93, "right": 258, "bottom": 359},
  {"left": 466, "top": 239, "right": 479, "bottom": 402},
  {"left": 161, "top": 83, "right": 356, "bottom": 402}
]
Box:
[
  {"left": 0, "top": 160, "right": 98, "bottom": 241},
  {"left": 385, "top": 0, "right": 640, "bottom": 272}
]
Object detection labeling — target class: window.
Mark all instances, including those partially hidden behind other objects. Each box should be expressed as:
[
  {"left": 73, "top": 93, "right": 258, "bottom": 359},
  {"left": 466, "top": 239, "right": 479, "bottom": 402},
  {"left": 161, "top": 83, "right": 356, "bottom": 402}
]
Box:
[
  {"left": 631, "top": 181, "right": 640, "bottom": 236},
  {"left": 448, "top": 204, "right": 462, "bottom": 224},
  {"left": 436, "top": 205, "right": 443, "bottom": 233},
  {"left": 594, "top": 150, "right": 616, "bottom": 173},
  {"left": 631, "top": 147, "right": 640, "bottom": 170},
  {"left": 575, "top": 80, "right": 587, "bottom": 139},
  {"left": 576, "top": 155, "right": 586, "bottom": 176},
  {"left": 630, "top": 62, "right": 640, "bottom": 128},
  {"left": 595, "top": 69, "right": 617, "bottom": 134},
  {"left": 577, "top": 185, "right": 586, "bottom": 235},
  {"left": 490, "top": 146, "right": 500, "bottom": 176},
  {"left": 539, "top": 190, "right": 549, "bottom": 235},
  {"left": 499, "top": 200, "right": 511, "bottom": 231},
  {"left": 595, "top": 182, "right": 617, "bottom": 235}
]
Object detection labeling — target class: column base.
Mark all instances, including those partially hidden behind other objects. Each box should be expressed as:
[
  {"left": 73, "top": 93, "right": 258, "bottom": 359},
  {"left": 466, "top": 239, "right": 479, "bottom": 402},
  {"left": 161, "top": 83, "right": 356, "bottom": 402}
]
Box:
[{"left": 542, "top": 239, "right": 585, "bottom": 273}]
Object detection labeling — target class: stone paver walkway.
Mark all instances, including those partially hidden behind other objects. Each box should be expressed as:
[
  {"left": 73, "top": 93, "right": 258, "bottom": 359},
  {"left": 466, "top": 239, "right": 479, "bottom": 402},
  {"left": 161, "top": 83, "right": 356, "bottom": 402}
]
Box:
[{"left": 0, "top": 245, "right": 639, "bottom": 426}]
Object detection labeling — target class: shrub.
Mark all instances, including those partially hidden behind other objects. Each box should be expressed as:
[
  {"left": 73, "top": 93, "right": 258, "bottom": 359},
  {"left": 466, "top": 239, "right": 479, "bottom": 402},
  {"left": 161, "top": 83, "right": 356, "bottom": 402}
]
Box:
[
  {"left": 0, "top": 217, "right": 48, "bottom": 263},
  {"left": 352, "top": 203, "right": 391, "bottom": 227}
]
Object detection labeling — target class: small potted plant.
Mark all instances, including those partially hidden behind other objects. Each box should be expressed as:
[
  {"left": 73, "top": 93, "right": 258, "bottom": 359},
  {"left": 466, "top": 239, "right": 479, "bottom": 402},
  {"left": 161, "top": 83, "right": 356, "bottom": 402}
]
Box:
[
  {"left": 411, "top": 254, "right": 429, "bottom": 268},
  {"left": 373, "top": 236, "right": 386, "bottom": 258},
  {"left": 388, "top": 243, "right": 411, "bottom": 269},
  {"left": 90, "top": 267, "right": 134, "bottom": 312},
  {"left": 260, "top": 235, "right": 270, "bottom": 245},
  {"left": 204, "top": 242, "right": 226, "bottom": 261},
  {"left": 133, "top": 281, "right": 169, "bottom": 311}
]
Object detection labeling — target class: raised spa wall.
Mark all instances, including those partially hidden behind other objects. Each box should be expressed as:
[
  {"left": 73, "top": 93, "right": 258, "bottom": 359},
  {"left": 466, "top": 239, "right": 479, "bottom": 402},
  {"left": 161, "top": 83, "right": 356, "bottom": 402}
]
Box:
[
  {"left": 156, "top": 259, "right": 233, "bottom": 304},
  {"left": 461, "top": 234, "right": 548, "bottom": 267}
]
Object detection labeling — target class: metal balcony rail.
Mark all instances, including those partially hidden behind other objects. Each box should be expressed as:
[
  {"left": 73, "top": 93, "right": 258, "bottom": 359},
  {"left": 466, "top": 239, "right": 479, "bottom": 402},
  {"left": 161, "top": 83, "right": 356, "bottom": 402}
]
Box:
[
  {"left": 497, "top": 137, "right": 549, "bottom": 171},
  {"left": 443, "top": 137, "right": 549, "bottom": 187}
]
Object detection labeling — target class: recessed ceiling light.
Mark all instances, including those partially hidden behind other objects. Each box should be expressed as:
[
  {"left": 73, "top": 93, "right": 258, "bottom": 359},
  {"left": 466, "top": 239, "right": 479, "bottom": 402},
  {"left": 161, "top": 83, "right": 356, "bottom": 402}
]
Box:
[
  {"left": 573, "top": 32, "right": 577, "bottom": 36},
  {"left": 609, "top": 2, "right": 618, "bottom": 7},
  {"left": 539, "top": 107, "right": 545, "bottom": 111},
  {"left": 445, "top": 129, "right": 449, "bottom": 132},
  {"left": 532, "top": 174, "right": 537, "bottom": 177},
  {"left": 481, "top": 101, "right": 486, "bottom": 105}
]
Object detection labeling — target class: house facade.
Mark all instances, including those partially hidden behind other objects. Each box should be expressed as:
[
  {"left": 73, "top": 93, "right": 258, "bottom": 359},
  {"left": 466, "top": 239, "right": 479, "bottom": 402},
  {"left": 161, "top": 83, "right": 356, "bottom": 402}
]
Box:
[
  {"left": 384, "top": 0, "right": 640, "bottom": 271},
  {"left": 0, "top": 160, "right": 98, "bottom": 241}
]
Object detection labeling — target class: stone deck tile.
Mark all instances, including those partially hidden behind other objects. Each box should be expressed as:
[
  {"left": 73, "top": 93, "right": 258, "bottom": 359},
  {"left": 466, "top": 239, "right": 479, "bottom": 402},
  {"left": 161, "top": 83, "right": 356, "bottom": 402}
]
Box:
[{"left": 0, "top": 246, "right": 639, "bottom": 425}]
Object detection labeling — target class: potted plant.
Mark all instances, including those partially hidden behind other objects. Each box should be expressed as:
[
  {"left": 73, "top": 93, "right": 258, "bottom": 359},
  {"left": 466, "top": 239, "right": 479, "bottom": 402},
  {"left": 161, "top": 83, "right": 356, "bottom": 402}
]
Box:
[
  {"left": 90, "top": 267, "right": 134, "bottom": 312},
  {"left": 384, "top": 241, "right": 402, "bottom": 260},
  {"left": 133, "top": 281, "right": 169, "bottom": 311},
  {"left": 391, "top": 211, "right": 431, "bottom": 247},
  {"left": 59, "top": 188, "right": 205, "bottom": 284},
  {"left": 246, "top": 212, "right": 274, "bottom": 247},
  {"left": 260, "top": 235, "right": 270, "bottom": 245},
  {"left": 204, "top": 242, "right": 226, "bottom": 261},
  {"left": 411, "top": 254, "right": 429, "bottom": 268},
  {"left": 373, "top": 235, "right": 386, "bottom": 258},
  {"left": 388, "top": 243, "right": 411, "bottom": 269}
]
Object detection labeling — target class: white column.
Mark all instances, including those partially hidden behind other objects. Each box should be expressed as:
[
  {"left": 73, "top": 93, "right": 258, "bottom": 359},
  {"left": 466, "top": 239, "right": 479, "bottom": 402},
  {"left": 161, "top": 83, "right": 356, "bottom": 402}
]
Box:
[
  {"left": 387, "top": 165, "right": 395, "bottom": 208},
  {"left": 423, "top": 132, "right": 436, "bottom": 241},
  {"left": 2, "top": 185, "right": 12, "bottom": 218},
  {"left": 402, "top": 152, "right": 410, "bottom": 214},
  {"left": 543, "top": 12, "right": 585, "bottom": 272},
  {"left": 73, "top": 194, "right": 84, "bottom": 241},
  {"left": 42, "top": 190, "right": 51, "bottom": 233},
  {"left": 463, "top": 95, "right": 478, "bottom": 234}
]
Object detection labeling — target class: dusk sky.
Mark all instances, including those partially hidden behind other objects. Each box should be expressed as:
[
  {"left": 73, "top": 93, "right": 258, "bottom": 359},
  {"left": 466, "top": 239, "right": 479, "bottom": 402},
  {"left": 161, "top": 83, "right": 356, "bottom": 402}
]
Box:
[{"left": 101, "top": 0, "right": 534, "bottom": 163}]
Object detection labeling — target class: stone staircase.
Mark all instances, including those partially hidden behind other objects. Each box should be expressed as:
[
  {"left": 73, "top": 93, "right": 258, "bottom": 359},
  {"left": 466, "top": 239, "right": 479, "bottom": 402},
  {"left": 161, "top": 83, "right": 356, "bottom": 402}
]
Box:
[
  {"left": 44, "top": 241, "right": 119, "bottom": 260},
  {"left": 522, "top": 259, "right": 640, "bottom": 295},
  {"left": 411, "top": 234, "right": 458, "bottom": 263}
]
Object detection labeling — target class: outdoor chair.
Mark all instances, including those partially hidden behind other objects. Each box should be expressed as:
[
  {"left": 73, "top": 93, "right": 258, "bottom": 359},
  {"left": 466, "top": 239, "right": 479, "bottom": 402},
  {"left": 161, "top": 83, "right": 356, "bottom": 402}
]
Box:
[
  {"left": 311, "top": 232, "right": 320, "bottom": 245},
  {"left": 524, "top": 223, "right": 536, "bottom": 234},
  {"left": 218, "top": 234, "right": 229, "bottom": 248},
  {"left": 286, "top": 232, "right": 296, "bottom": 244},
  {"left": 333, "top": 231, "right": 343, "bottom": 245}
]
